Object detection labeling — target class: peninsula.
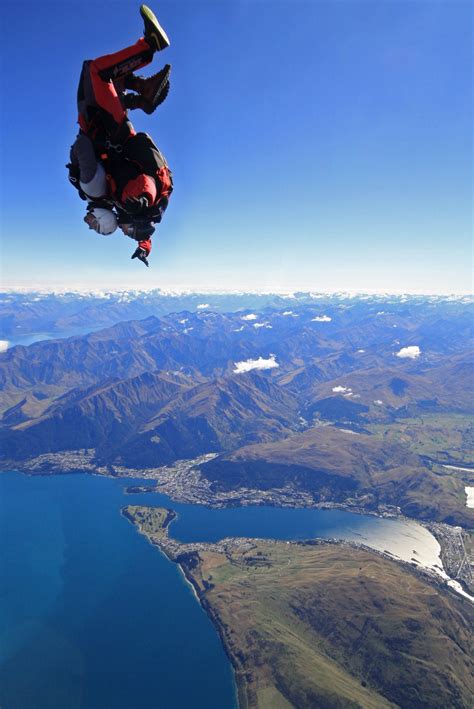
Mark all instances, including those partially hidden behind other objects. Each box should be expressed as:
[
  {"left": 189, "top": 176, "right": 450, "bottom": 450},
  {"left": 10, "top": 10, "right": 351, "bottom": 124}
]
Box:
[{"left": 124, "top": 506, "right": 474, "bottom": 709}]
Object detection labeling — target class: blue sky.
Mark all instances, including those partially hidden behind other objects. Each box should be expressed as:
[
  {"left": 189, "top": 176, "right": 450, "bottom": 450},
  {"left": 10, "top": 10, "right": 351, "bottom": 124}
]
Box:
[{"left": 0, "top": 0, "right": 472, "bottom": 292}]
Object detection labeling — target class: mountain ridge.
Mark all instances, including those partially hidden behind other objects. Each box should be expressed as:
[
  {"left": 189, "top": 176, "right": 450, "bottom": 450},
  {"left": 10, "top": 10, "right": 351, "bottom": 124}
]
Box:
[{"left": 1, "top": 298, "right": 472, "bottom": 527}]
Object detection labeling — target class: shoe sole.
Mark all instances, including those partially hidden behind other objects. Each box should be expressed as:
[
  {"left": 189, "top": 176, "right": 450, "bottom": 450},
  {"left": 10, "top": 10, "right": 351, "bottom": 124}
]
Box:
[
  {"left": 143, "top": 71, "right": 171, "bottom": 114},
  {"left": 140, "top": 4, "right": 170, "bottom": 50}
]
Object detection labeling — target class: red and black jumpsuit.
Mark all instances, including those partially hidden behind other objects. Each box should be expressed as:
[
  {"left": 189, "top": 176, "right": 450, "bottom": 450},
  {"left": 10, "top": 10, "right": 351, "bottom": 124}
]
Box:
[{"left": 74, "top": 38, "right": 172, "bottom": 211}]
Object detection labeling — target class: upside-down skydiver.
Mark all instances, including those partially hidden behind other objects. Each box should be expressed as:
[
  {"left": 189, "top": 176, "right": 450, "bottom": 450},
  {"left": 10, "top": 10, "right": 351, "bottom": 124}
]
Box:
[{"left": 67, "top": 4, "right": 173, "bottom": 266}]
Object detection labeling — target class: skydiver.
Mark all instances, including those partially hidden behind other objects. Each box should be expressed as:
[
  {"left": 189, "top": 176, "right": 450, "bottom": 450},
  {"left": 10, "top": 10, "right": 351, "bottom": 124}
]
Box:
[{"left": 67, "top": 4, "right": 173, "bottom": 266}]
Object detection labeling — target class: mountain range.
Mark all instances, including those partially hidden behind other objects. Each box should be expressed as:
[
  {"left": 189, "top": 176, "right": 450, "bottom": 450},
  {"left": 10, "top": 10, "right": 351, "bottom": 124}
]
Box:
[{"left": 1, "top": 294, "right": 473, "bottom": 526}]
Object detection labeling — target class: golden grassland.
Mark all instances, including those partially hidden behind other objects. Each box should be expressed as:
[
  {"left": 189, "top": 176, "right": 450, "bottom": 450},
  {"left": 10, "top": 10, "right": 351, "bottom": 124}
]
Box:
[
  {"left": 367, "top": 414, "right": 474, "bottom": 466},
  {"left": 125, "top": 506, "right": 474, "bottom": 709},
  {"left": 122, "top": 505, "right": 175, "bottom": 540},
  {"left": 190, "top": 543, "right": 473, "bottom": 708}
]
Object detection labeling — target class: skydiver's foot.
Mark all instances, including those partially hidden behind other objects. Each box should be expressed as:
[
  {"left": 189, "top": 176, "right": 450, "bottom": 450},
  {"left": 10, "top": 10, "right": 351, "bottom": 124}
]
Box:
[
  {"left": 140, "top": 4, "right": 170, "bottom": 51},
  {"left": 124, "top": 65, "right": 171, "bottom": 114}
]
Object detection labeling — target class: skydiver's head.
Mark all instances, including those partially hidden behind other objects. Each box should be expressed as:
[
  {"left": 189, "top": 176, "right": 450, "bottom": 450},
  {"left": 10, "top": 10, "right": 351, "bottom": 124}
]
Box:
[{"left": 84, "top": 208, "right": 117, "bottom": 235}]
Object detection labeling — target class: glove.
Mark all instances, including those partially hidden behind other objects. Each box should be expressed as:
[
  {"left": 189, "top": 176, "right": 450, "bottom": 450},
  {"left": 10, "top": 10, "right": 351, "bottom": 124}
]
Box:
[
  {"left": 124, "top": 196, "right": 149, "bottom": 214},
  {"left": 131, "top": 247, "right": 149, "bottom": 267},
  {"left": 131, "top": 239, "right": 152, "bottom": 267}
]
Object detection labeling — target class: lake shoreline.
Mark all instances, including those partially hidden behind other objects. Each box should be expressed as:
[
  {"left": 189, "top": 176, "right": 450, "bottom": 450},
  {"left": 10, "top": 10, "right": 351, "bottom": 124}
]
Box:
[
  {"left": 0, "top": 455, "right": 403, "bottom": 518},
  {"left": 3, "top": 461, "right": 472, "bottom": 597}
]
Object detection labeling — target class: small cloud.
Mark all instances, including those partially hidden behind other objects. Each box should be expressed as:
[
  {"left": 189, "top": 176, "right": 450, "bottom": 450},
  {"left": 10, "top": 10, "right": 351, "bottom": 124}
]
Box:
[
  {"left": 465, "top": 487, "right": 474, "bottom": 509},
  {"left": 376, "top": 311, "right": 385, "bottom": 316},
  {"left": 234, "top": 355, "right": 279, "bottom": 374},
  {"left": 233, "top": 326, "right": 244, "bottom": 332},
  {"left": 374, "top": 399, "right": 384, "bottom": 406},
  {"left": 357, "top": 349, "right": 365, "bottom": 353},
  {"left": 179, "top": 318, "right": 188, "bottom": 324},
  {"left": 0, "top": 340, "right": 9, "bottom": 352},
  {"left": 197, "top": 303, "right": 210, "bottom": 309},
  {"left": 254, "top": 322, "right": 272, "bottom": 329},
  {"left": 396, "top": 345, "right": 421, "bottom": 359},
  {"left": 282, "top": 311, "right": 293, "bottom": 316},
  {"left": 242, "top": 313, "right": 257, "bottom": 321},
  {"left": 332, "top": 385, "right": 352, "bottom": 394},
  {"left": 312, "top": 315, "right": 332, "bottom": 322}
]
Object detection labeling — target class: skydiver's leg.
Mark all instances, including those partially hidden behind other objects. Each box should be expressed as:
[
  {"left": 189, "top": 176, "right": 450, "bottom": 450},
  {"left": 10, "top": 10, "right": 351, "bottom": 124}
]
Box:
[
  {"left": 88, "top": 39, "right": 155, "bottom": 137},
  {"left": 76, "top": 5, "right": 170, "bottom": 135},
  {"left": 92, "top": 38, "right": 154, "bottom": 83},
  {"left": 74, "top": 42, "right": 155, "bottom": 186}
]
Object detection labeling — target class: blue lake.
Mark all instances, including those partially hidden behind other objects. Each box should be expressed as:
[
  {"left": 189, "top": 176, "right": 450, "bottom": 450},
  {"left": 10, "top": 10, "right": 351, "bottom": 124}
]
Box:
[
  {"left": 0, "top": 471, "right": 442, "bottom": 708},
  {"left": 6, "top": 327, "right": 106, "bottom": 349}
]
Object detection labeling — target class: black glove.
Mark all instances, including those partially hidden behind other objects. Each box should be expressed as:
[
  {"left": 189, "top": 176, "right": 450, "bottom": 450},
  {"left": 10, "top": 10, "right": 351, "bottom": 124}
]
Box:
[
  {"left": 124, "top": 196, "right": 149, "bottom": 214},
  {"left": 131, "top": 246, "right": 149, "bottom": 267}
]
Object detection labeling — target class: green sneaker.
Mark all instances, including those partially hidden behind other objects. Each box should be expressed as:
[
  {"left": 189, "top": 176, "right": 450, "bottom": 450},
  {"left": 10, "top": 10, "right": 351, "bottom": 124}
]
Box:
[{"left": 140, "top": 4, "right": 170, "bottom": 51}]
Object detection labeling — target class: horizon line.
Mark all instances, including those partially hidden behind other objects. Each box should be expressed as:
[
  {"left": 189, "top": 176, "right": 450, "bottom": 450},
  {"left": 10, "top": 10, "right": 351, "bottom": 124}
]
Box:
[{"left": 1, "top": 285, "right": 473, "bottom": 298}]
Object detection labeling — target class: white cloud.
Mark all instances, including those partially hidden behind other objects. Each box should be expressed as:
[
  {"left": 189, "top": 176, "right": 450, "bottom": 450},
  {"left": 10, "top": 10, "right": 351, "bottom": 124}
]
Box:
[
  {"left": 233, "top": 355, "right": 279, "bottom": 374},
  {"left": 376, "top": 311, "right": 385, "bottom": 315},
  {"left": 465, "top": 487, "right": 474, "bottom": 509},
  {"left": 282, "top": 311, "right": 293, "bottom": 316},
  {"left": 254, "top": 322, "right": 272, "bottom": 329},
  {"left": 357, "top": 349, "right": 365, "bottom": 353},
  {"left": 396, "top": 345, "right": 421, "bottom": 359},
  {"left": 233, "top": 326, "right": 244, "bottom": 332},
  {"left": 374, "top": 399, "right": 384, "bottom": 406},
  {"left": 312, "top": 315, "right": 332, "bottom": 322},
  {"left": 242, "top": 313, "right": 257, "bottom": 321},
  {"left": 0, "top": 340, "right": 9, "bottom": 352},
  {"left": 197, "top": 303, "right": 209, "bottom": 309},
  {"left": 332, "top": 385, "right": 351, "bottom": 394},
  {"left": 179, "top": 318, "right": 188, "bottom": 324}
]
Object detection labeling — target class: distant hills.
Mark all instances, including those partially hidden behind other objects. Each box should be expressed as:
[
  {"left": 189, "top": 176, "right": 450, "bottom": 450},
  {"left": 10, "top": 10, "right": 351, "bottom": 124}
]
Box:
[
  {"left": 1, "top": 294, "right": 473, "bottom": 526},
  {"left": 200, "top": 423, "right": 473, "bottom": 527},
  {"left": 2, "top": 289, "right": 472, "bottom": 344}
]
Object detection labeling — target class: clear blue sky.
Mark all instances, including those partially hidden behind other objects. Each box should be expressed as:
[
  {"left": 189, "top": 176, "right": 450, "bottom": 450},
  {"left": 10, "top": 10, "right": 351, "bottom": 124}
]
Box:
[{"left": 0, "top": 0, "right": 472, "bottom": 292}]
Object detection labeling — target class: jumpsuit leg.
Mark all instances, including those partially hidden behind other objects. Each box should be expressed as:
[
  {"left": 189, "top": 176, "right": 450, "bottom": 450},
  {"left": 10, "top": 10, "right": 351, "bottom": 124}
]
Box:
[{"left": 77, "top": 38, "right": 154, "bottom": 138}]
